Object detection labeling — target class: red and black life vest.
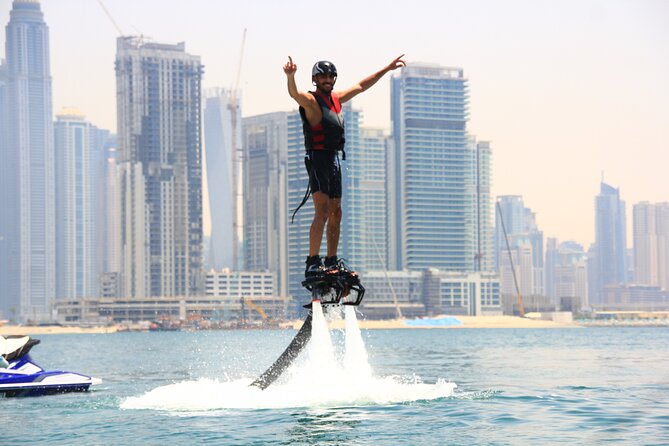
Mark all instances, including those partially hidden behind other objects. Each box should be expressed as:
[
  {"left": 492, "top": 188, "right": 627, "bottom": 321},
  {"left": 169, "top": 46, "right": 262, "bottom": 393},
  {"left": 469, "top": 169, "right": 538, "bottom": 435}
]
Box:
[{"left": 299, "top": 90, "right": 345, "bottom": 155}]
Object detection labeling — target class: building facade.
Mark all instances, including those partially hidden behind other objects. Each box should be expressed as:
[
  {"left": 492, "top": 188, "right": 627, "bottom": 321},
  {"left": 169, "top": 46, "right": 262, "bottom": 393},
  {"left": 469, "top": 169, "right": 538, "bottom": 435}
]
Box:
[
  {"left": 496, "top": 196, "right": 544, "bottom": 300},
  {"left": 98, "top": 143, "right": 121, "bottom": 294},
  {"left": 633, "top": 202, "right": 669, "bottom": 290},
  {"left": 203, "top": 88, "right": 242, "bottom": 270},
  {"left": 115, "top": 37, "right": 203, "bottom": 298},
  {"left": 472, "top": 139, "right": 494, "bottom": 272},
  {"left": 590, "top": 182, "right": 627, "bottom": 306},
  {"left": 242, "top": 112, "right": 289, "bottom": 296},
  {"left": 360, "top": 270, "right": 424, "bottom": 319},
  {"left": 0, "top": 54, "right": 9, "bottom": 318},
  {"left": 600, "top": 284, "right": 669, "bottom": 310},
  {"left": 423, "top": 269, "right": 501, "bottom": 316},
  {"left": 390, "top": 64, "right": 475, "bottom": 271},
  {"left": 56, "top": 269, "right": 285, "bottom": 325},
  {"left": 545, "top": 238, "right": 588, "bottom": 309},
  {"left": 1, "top": 0, "right": 55, "bottom": 321},
  {"left": 205, "top": 269, "right": 289, "bottom": 321},
  {"left": 54, "top": 109, "right": 108, "bottom": 299},
  {"left": 345, "top": 127, "right": 391, "bottom": 273}
]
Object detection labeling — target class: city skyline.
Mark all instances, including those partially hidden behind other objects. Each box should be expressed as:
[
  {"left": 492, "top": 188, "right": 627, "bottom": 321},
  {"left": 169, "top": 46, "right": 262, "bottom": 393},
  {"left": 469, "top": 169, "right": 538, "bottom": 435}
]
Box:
[
  {"left": 0, "top": 0, "right": 667, "bottom": 249},
  {"left": 115, "top": 36, "right": 204, "bottom": 297},
  {"left": 0, "top": 0, "right": 55, "bottom": 321}
]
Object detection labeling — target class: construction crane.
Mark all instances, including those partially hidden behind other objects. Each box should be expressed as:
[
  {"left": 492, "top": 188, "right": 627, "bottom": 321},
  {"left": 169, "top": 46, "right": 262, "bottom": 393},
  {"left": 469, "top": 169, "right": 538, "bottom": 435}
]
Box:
[
  {"left": 496, "top": 201, "right": 525, "bottom": 317},
  {"left": 372, "top": 235, "right": 403, "bottom": 319},
  {"left": 246, "top": 298, "right": 268, "bottom": 320},
  {"left": 230, "top": 29, "right": 247, "bottom": 270},
  {"left": 96, "top": 0, "right": 124, "bottom": 36}
]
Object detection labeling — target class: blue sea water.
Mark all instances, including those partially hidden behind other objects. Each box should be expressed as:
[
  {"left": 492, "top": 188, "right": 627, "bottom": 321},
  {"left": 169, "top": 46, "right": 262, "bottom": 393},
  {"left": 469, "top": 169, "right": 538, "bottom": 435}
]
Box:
[{"left": 2, "top": 319, "right": 668, "bottom": 445}]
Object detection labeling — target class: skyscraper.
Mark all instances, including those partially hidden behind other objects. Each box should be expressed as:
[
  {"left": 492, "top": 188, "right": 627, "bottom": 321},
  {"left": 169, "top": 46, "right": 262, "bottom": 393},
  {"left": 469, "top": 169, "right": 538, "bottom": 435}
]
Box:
[
  {"left": 203, "top": 88, "right": 242, "bottom": 270},
  {"left": 115, "top": 37, "right": 203, "bottom": 298},
  {"left": 286, "top": 110, "right": 314, "bottom": 303},
  {"left": 242, "top": 111, "right": 289, "bottom": 296},
  {"left": 98, "top": 143, "right": 121, "bottom": 296},
  {"left": 0, "top": 57, "right": 9, "bottom": 318},
  {"left": 350, "top": 127, "right": 390, "bottom": 272},
  {"left": 633, "top": 202, "right": 669, "bottom": 290},
  {"left": 473, "top": 140, "right": 494, "bottom": 272},
  {"left": 337, "top": 106, "right": 393, "bottom": 274},
  {"left": 590, "top": 182, "right": 627, "bottom": 306},
  {"left": 0, "top": 0, "right": 54, "bottom": 321},
  {"left": 494, "top": 195, "right": 525, "bottom": 270},
  {"left": 496, "top": 195, "right": 544, "bottom": 298},
  {"left": 390, "top": 64, "right": 476, "bottom": 271},
  {"left": 54, "top": 109, "right": 108, "bottom": 299}
]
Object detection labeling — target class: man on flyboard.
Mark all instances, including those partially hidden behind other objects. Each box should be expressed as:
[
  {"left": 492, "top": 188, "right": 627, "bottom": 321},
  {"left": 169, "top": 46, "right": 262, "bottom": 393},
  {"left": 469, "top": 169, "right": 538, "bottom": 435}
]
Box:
[{"left": 283, "top": 54, "right": 406, "bottom": 280}]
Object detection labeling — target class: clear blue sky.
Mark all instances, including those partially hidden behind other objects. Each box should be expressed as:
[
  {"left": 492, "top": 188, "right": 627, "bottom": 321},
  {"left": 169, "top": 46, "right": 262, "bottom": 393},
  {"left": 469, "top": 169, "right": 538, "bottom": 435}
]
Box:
[{"left": 2, "top": 0, "right": 667, "bottom": 247}]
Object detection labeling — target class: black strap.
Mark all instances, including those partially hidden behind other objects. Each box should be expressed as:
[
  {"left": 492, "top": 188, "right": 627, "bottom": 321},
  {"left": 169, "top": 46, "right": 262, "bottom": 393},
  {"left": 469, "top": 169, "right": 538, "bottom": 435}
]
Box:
[{"left": 291, "top": 155, "right": 313, "bottom": 223}]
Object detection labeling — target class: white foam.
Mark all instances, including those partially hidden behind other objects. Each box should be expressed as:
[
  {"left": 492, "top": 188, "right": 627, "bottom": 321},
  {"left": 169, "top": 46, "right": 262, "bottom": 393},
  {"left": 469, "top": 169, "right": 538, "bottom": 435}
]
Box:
[
  {"left": 344, "top": 305, "right": 372, "bottom": 379},
  {"left": 121, "top": 304, "right": 456, "bottom": 411}
]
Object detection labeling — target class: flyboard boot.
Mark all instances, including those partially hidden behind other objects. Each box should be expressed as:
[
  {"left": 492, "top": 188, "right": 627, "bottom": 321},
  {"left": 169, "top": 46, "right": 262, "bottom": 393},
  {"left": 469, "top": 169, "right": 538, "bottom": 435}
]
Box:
[{"left": 301, "top": 256, "right": 365, "bottom": 307}]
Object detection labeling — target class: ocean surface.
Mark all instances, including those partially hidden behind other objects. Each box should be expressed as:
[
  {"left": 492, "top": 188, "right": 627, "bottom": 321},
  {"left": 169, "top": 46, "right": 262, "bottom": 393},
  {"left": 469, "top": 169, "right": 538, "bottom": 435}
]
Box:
[{"left": 2, "top": 307, "right": 668, "bottom": 445}]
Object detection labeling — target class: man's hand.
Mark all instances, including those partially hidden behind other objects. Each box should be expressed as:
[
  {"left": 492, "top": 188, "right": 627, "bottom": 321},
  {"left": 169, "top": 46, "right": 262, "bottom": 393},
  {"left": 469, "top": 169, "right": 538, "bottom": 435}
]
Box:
[
  {"left": 285, "top": 56, "right": 316, "bottom": 116},
  {"left": 385, "top": 54, "right": 406, "bottom": 72},
  {"left": 283, "top": 56, "right": 297, "bottom": 76},
  {"left": 337, "top": 54, "right": 407, "bottom": 103}
]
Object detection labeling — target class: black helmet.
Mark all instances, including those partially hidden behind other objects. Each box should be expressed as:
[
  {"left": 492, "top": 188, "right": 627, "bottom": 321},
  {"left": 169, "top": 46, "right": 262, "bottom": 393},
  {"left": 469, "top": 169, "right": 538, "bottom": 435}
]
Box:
[{"left": 312, "top": 60, "right": 337, "bottom": 77}]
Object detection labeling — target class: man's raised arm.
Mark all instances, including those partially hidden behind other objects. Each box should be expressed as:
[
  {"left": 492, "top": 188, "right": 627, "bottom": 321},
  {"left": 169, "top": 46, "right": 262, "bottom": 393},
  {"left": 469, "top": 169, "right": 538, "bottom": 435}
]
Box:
[
  {"left": 337, "top": 55, "right": 406, "bottom": 104},
  {"left": 283, "top": 56, "right": 315, "bottom": 110}
]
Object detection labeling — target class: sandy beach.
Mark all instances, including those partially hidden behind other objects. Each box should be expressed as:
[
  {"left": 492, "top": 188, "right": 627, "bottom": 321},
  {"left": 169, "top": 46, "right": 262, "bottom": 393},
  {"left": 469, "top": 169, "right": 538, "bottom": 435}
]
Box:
[
  {"left": 0, "top": 325, "right": 120, "bottom": 335},
  {"left": 291, "top": 315, "right": 578, "bottom": 330},
  {"left": 371, "top": 315, "right": 576, "bottom": 329},
  {"left": 0, "top": 315, "right": 577, "bottom": 335}
]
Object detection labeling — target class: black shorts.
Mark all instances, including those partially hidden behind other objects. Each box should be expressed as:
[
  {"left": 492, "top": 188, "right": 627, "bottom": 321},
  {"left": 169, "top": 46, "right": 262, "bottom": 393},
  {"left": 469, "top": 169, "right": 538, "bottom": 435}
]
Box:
[{"left": 305, "top": 150, "right": 341, "bottom": 199}]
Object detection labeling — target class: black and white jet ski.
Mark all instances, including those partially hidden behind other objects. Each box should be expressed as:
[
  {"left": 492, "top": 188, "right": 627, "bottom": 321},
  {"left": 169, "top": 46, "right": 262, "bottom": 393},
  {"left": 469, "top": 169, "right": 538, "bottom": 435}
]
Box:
[{"left": 0, "top": 335, "right": 101, "bottom": 397}]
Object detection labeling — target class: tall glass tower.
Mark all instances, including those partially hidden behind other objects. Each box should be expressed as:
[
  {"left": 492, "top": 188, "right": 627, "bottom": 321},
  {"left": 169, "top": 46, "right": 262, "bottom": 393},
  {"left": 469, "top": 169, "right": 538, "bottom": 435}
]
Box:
[
  {"left": 633, "top": 202, "right": 669, "bottom": 291},
  {"left": 473, "top": 140, "right": 494, "bottom": 272},
  {"left": 0, "top": 53, "right": 9, "bottom": 318},
  {"left": 54, "top": 109, "right": 107, "bottom": 300},
  {"left": 242, "top": 111, "right": 289, "bottom": 296},
  {"left": 115, "top": 37, "right": 203, "bottom": 297},
  {"left": 0, "top": 0, "right": 54, "bottom": 322},
  {"left": 591, "top": 182, "right": 627, "bottom": 306},
  {"left": 203, "top": 88, "right": 242, "bottom": 271},
  {"left": 349, "top": 127, "right": 390, "bottom": 273},
  {"left": 287, "top": 111, "right": 312, "bottom": 306},
  {"left": 390, "top": 64, "right": 474, "bottom": 271}
]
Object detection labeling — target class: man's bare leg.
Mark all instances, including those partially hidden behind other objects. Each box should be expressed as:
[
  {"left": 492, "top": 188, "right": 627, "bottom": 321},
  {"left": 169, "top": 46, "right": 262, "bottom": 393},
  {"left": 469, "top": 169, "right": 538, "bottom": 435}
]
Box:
[
  {"left": 309, "top": 191, "right": 330, "bottom": 257},
  {"left": 326, "top": 198, "right": 342, "bottom": 258}
]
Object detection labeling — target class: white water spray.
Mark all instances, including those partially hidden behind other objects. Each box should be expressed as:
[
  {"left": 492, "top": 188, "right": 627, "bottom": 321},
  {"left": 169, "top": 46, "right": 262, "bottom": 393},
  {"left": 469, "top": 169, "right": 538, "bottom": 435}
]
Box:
[
  {"left": 121, "top": 304, "right": 456, "bottom": 411},
  {"left": 307, "top": 301, "right": 339, "bottom": 372},
  {"left": 344, "top": 305, "right": 372, "bottom": 379}
]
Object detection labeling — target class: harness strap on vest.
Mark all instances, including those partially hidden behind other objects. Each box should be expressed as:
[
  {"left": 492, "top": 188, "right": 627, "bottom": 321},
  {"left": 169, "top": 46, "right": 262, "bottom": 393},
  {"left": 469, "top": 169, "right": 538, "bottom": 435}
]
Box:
[{"left": 291, "top": 156, "right": 313, "bottom": 223}]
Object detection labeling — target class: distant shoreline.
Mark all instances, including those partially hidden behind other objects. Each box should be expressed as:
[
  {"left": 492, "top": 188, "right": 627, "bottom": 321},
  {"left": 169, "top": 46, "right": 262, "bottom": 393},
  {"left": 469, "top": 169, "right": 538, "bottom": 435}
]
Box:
[
  {"left": 1, "top": 315, "right": 577, "bottom": 335},
  {"left": 4, "top": 315, "right": 669, "bottom": 335},
  {"left": 0, "top": 325, "right": 120, "bottom": 335},
  {"left": 295, "top": 315, "right": 580, "bottom": 330}
]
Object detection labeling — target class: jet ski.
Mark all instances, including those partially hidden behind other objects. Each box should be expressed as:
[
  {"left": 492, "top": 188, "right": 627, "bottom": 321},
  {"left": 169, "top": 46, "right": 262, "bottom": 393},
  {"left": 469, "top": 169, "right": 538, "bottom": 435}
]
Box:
[{"left": 0, "top": 335, "right": 101, "bottom": 397}]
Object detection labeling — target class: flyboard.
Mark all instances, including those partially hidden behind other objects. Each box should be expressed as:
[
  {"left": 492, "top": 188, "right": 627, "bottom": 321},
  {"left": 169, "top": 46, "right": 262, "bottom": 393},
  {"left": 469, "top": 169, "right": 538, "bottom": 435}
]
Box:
[{"left": 250, "top": 267, "right": 365, "bottom": 390}]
